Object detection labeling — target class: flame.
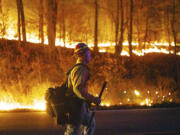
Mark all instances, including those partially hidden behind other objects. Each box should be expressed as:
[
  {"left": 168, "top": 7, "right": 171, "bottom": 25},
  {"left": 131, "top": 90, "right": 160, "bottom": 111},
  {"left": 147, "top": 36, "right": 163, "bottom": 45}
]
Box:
[
  {"left": 134, "top": 90, "right": 140, "bottom": 96},
  {"left": 100, "top": 102, "right": 111, "bottom": 107},
  {"left": 0, "top": 100, "right": 46, "bottom": 111},
  {"left": 0, "top": 16, "right": 179, "bottom": 111},
  {"left": 0, "top": 82, "right": 50, "bottom": 111},
  {"left": 1, "top": 27, "right": 179, "bottom": 56},
  {"left": 105, "top": 103, "right": 110, "bottom": 107},
  {"left": 140, "top": 98, "right": 152, "bottom": 106}
]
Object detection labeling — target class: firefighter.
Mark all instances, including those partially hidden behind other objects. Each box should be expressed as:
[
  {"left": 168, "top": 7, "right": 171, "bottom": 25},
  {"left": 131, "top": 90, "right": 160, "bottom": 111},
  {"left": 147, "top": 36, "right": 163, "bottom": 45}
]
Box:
[{"left": 64, "top": 43, "right": 101, "bottom": 135}]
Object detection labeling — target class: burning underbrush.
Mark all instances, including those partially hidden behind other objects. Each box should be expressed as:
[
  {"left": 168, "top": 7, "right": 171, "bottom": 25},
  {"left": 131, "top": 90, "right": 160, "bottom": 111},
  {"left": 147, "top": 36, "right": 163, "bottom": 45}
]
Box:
[{"left": 0, "top": 40, "right": 180, "bottom": 111}]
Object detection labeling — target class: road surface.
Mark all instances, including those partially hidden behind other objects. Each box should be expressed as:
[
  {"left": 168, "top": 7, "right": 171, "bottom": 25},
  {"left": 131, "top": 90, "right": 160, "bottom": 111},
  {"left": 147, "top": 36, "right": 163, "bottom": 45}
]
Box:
[{"left": 0, "top": 108, "right": 180, "bottom": 135}]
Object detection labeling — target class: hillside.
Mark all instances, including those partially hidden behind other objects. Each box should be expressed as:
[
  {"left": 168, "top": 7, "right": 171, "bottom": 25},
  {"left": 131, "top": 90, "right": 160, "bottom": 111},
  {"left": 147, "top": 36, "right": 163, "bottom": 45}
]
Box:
[{"left": 0, "top": 40, "right": 180, "bottom": 106}]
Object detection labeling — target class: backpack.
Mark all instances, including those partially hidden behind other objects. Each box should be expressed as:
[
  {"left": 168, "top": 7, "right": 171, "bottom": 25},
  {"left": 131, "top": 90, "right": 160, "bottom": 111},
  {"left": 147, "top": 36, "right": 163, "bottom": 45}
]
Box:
[{"left": 45, "top": 63, "right": 87, "bottom": 125}]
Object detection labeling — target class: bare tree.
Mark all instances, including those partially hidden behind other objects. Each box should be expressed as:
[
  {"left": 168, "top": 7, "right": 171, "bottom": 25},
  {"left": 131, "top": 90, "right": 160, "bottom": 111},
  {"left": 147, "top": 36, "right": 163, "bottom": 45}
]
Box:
[
  {"left": 0, "top": 0, "right": 2, "bottom": 13},
  {"left": 171, "top": 0, "right": 177, "bottom": 55},
  {"left": 0, "top": 0, "right": 3, "bottom": 38},
  {"left": 171, "top": 0, "right": 179, "bottom": 89},
  {"left": 94, "top": 0, "right": 99, "bottom": 52},
  {"left": 118, "top": 0, "right": 124, "bottom": 55},
  {"left": 128, "top": 0, "right": 133, "bottom": 57},
  {"left": 165, "top": 6, "right": 171, "bottom": 54},
  {"left": 39, "top": 0, "right": 44, "bottom": 45},
  {"left": 115, "top": 0, "right": 120, "bottom": 53},
  {"left": 115, "top": 0, "right": 124, "bottom": 56},
  {"left": 59, "top": 0, "right": 66, "bottom": 46},
  {"left": 16, "top": 0, "right": 26, "bottom": 43},
  {"left": 16, "top": 0, "right": 21, "bottom": 42},
  {"left": 19, "top": 0, "right": 26, "bottom": 42},
  {"left": 46, "top": 0, "right": 58, "bottom": 48},
  {"left": 135, "top": 0, "right": 143, "bottom": 50}
]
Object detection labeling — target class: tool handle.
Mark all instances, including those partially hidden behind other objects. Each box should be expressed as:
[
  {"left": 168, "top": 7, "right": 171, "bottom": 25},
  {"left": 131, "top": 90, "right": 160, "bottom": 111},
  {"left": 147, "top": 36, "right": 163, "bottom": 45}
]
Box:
[
  {"left": 98, "top": 81, "right": 107, "bottom": 99},
  {"left": 87, "top": 81, "right": 107, "bottom": 129}
]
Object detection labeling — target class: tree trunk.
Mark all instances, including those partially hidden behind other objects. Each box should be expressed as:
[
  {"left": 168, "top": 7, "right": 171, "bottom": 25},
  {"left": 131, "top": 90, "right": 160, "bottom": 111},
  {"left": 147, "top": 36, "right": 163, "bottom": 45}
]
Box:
[
  {"left": 166, "top": 6, "right": 171, "bottom": 54},
  {"left": 115, "top": 0, "right": 120, "bottom": 51},
  {"left": 172, "top": 0, "right": 177, "bottom": 55},
  {"left": 16, "top": 0, "right": 21, "bottom": 43},
  {"left": 59, "top": 0, "right": 66, "bottom": 47},
  {"left": 61, "top": 0, "right": 66, "bottom": 47},
  {"left": 171, "top": 0, "right": 179, "bottom": 89},
  {"left": 94, "top": 0, "right": 99, "bottom": 52},
  {"left": 143, "top": 16, "right": 149, "bottom": 54},
  {"left": 115, "top": 0, "right": 120, "bottom": 56},
  {"left": 39, "top": 0, "right": 44, "bottom": 45},
  {"left": 119, "top": 0, "right": 124, "bottom": 55},
  {"left": 116, "top": 0, "right": 124, "bottom": 56},
  {"left": 136, "top": 5, "right": 141, "bottom": 50},
  {"left": 62, "top": 16, "right": 66, "bottom": 47},
  {"left": 16, "top": 0, "right": 26, "bottom": 43},
  {"left": 46, "top": 0, "right": 57, "bottom": 48},
  {"left": 19, "top": 0, "right": 26, "bottom": 42},
  {"left": 128, "top": 0, "right": 133, "bottom": 57},
  {"left": 0, "top": 0, "right": 2, "bottom": 13}
]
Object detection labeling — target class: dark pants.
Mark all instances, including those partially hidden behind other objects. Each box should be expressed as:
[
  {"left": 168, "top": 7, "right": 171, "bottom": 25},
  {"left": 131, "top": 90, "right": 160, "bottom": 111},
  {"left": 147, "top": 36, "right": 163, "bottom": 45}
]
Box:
[{"left": 64, "top": 102, "right": 95, "bottom": 135}]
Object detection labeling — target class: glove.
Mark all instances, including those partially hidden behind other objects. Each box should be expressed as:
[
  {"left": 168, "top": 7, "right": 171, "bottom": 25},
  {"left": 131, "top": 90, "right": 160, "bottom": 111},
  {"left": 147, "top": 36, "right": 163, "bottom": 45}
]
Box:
[{"left": 93, "top": 97, "right": 101, "bottom": 105}]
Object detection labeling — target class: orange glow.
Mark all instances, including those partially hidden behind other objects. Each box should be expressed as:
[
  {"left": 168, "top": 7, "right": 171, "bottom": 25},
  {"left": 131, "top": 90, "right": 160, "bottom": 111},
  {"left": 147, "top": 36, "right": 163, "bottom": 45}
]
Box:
[
  {"left": 134, "top": 90, "right": 140, "bottom": 96},
  {"left": 0, "top": 100, "right": 46, "bottom": 111},
  {"left": 140, "top": 98, "right": 152, "bottom": 106},
  {"left": 1, "top": 27, "right": 179, "bottom": 56},
  {"left": 105, "top": 103, "right": 110, "bottom": 107},
  {"left": 0, "top": 82, "right": 50, "bottom": 111},
  {"left": 0, "top": 21, "right": 179, "bottom": 111},
  {"left": 100, "top": 102, "right": 111, "bottom": 107}
]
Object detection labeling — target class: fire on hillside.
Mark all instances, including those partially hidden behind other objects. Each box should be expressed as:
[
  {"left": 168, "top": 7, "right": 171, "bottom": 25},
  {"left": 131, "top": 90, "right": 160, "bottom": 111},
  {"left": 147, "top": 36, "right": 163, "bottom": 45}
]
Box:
[{"left": 0, "top": 0, "right": 179, "bottom": 111}]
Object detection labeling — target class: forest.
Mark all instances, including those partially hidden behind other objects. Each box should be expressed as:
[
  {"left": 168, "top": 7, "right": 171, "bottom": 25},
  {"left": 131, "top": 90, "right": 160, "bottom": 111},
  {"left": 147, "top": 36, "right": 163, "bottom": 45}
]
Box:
[{"left": 0, "top": 0, "right": 180, "bottom": 110}]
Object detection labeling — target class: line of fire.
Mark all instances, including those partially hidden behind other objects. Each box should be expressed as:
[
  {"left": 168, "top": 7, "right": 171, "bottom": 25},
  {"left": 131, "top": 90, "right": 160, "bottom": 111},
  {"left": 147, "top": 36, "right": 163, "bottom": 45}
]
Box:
[{"left": 0, "top": 0, "right": 180, "bottom": 111}]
